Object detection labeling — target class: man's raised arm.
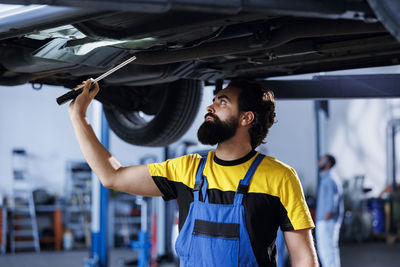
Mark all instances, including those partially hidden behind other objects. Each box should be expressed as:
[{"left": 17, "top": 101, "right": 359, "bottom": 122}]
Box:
[{"left": 68, "top": 79, "right": 162, "bottom": 197}]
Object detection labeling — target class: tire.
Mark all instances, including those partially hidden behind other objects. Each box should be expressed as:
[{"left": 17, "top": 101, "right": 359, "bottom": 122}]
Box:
[
  {"left": 368, "top": 0, "right": 400, "bottom": 42},
  {"left": 103, "top": 79, "right": 202, "bottom": 147}
]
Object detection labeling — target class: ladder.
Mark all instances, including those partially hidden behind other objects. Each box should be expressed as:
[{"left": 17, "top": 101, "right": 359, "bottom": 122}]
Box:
[{"left": 9, "top": 149, "right": 40, "bottom": 253}]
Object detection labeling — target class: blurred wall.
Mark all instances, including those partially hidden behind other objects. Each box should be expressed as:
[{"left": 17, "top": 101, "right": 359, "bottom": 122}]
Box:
[
  {"left": 0, "top": 84, "right": 84, "bottom": 197},
  {"left": 328, "top": 98, "right": 400, "bottom": 196},
  {"left": 262, "top": 100, "right": 317, "bottom": 196}
]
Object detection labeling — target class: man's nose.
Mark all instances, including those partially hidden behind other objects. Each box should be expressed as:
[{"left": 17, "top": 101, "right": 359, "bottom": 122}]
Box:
[{"left": 207, "top": 104, "right": 215, "bottom": 114}]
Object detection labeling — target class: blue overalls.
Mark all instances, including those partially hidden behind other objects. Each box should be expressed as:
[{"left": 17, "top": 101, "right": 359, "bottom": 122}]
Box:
[{"left": 175, "top": 153, "right": 265, "bottom": 267}]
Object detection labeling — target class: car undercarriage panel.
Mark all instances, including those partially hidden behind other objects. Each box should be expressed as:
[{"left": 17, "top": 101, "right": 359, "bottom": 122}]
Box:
[{"left": 0, "top": 1, "right": 398, "bottom": 88}]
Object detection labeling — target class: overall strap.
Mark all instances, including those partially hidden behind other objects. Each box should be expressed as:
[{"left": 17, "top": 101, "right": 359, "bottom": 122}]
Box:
[
  {"left": 193, "top": 156, "right": 207, "bottom": 202},
  {"left": 234, "top": 153, "right": 265, "bottom": 205}
]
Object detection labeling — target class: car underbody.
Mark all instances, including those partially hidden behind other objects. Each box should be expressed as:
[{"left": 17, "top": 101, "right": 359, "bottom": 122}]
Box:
[{"left": 0, "top": 0, "right": 399, "bottom": 146}]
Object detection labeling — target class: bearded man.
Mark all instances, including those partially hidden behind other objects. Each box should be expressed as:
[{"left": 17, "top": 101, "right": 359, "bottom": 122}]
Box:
[{"left": 68, "top": 79, "right": 318, "bottom": 267}]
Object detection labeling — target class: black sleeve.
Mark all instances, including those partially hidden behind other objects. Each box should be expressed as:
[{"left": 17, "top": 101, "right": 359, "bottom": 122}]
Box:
[{"left": 152, "top": 176, "right": 178, "bottom": 201}]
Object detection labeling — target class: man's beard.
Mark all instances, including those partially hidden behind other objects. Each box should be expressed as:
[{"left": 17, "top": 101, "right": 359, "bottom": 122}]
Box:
[{"left": 197, "top": 113, "right": 239, "bottom": 145}]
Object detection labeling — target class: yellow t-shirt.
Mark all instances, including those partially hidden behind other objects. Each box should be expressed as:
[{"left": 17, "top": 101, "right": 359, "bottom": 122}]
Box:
[{"left": 148, "top": 150, "right": 314, "bottom": 266}]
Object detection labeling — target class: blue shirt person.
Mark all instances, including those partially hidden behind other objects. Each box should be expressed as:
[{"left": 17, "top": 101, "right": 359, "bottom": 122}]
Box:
[{"left": 316, "top": 154, "right": 344, "bottom": 267}]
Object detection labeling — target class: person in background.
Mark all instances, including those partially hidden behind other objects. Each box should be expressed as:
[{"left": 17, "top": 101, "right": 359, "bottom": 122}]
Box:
[{"left": 316, "top": 154, "right": 344, "bottom": 267}]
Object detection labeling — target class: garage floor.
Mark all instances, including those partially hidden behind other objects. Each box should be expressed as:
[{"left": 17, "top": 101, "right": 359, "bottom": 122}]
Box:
[
  {"left": 0, "top": 248, "right": 176, "bottom": 267},
  {"left": 340, "top": 242, "right": 400, "bottom": 267},
  {"left": 0, "top": 242, "right": 399, "bottom": 266}
]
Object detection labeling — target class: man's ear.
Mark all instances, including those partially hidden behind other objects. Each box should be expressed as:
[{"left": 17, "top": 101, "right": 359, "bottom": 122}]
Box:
[{"left": 240, "top": 111, "right": 254, "bottom": 127}]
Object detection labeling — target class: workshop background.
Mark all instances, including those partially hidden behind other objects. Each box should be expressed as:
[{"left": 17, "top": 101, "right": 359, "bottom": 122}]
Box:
[
  {"left": 2, "top": 68, "right": 398, "bottom": 199},
  {"left": 1, "top": 0, "right": 400, "bottom": 266},
  {"left": 1, "top": 65, "right": 400, "bottom": 267}
]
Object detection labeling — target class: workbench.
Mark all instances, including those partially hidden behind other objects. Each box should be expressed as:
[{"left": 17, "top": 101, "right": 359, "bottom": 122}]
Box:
[{"left": 35, "top": 205, "right": 63, "bottom": 251}]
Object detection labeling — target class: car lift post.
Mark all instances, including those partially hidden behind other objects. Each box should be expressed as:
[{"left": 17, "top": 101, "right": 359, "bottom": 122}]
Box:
[
  {"left": 314, "top": 100, "right": 329, "bottom": 189},
  {"left": 85, "top": 101, "right": 110, "bottom": 267}
]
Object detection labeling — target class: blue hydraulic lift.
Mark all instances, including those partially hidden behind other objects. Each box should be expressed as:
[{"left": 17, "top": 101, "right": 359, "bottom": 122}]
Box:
[{"left": 85, "top": 102, "right": 110, "bottom": 267}]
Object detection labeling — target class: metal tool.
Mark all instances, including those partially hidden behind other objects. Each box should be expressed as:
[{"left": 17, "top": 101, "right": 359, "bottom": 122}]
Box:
[{"left": 56, "top": 55, "right": 136, "bottom": 105}]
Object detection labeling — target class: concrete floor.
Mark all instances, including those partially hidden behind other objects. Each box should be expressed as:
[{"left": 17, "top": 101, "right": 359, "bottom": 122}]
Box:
[
  {"left": 0, "top": 248, "right": 175, "bottom": 267},
  {"left": 0, "top": 242, "right": 399, "bottom": 266},
  {"left": 340, "top": 242, "right": 400, "bottom": 267}
]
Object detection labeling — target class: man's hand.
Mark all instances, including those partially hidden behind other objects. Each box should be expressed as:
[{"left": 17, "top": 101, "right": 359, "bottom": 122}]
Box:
[{"left": 68, "top": 78, "right": 100, "bottom": 119}]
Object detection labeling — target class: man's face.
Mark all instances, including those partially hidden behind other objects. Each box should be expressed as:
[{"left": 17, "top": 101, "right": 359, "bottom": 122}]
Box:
[
  {"left": 318, "top": 156, "right": 329, "bottom": 171},
  {"left": 197, "top": 86, "right": 241, "bottom": 145}
]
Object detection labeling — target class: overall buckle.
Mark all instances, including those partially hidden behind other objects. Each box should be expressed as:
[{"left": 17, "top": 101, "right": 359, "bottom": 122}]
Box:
[
  {"left": 194, "top": 179, "right": 204, "bottom": 191},
  {"left": 237, "top": 184, "right": 249, "bottom": 195}
]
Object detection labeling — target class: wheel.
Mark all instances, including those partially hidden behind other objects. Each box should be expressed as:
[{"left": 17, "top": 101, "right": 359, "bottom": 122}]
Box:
[
  {"left": 368, "top": 0, "right": 400, "bottom": 41},
  {"left": 102, "top": 80, "right": 202, "bottom": 147}
]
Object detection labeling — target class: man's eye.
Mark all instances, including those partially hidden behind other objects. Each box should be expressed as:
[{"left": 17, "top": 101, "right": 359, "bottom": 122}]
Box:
[{"left": 221, "top": 100, "right": 227, "bottom": 104}]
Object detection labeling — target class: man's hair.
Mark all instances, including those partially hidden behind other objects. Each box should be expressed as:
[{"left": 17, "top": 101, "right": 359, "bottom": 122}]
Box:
[
  {"left": 228, "top": 80, "right": 276, "bottom": 149},
  {"left": 325, "top": 154, "right": 336, "bottom": 168}
]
